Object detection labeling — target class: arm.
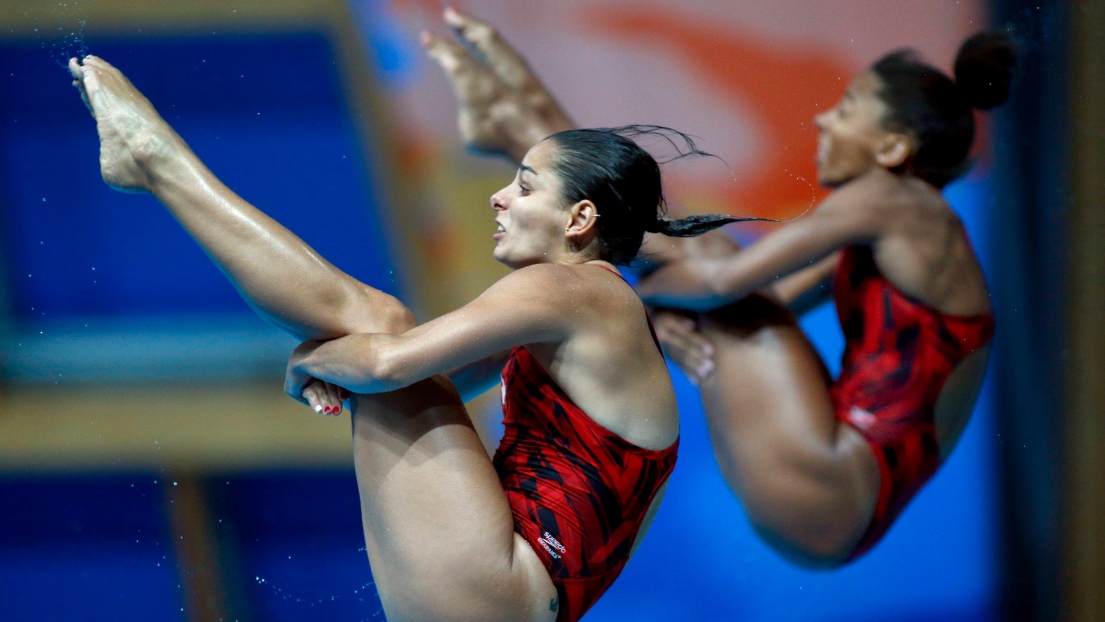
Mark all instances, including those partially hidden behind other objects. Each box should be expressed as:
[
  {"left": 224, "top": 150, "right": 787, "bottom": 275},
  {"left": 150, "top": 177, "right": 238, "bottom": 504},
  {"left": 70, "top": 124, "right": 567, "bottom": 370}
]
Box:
[
  {"left": 637, "top": 191, "right": 888, "bottom": 312},
  {"left": 446, "top": 351, "right": 512, "bottom": 403},
  {"left": 70, "top": 56, "right": 399, "bottom": 342},
  {"left": 286, "top": 265, "right": 576, "bottom": 397},
  {"left": 422, "top": 8, "right": 574, "bottom": 162},
  {"left": 769, "top": 252, "right": 840, "bottom": 316}
]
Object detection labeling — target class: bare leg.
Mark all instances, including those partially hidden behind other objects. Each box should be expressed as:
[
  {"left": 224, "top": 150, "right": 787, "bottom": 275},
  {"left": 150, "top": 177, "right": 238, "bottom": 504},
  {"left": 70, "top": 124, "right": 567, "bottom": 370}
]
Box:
[
  {"left": 70, "top": 56, "right": 400, "bottom": 341},
  {"left": 72, "top": 56, "right": 557, "bottom": 620},
  {"left": 693, "top": 299, "right": 880, "bottom": 568},
  {"left": 650, "top": 234, "right": 880, "bottom": 567},
  {"left": 422, "top": 9, "right": 573, "bottom": 162},
  {"left": 346, "top": 328, "right": 558, "bottom": 622}
]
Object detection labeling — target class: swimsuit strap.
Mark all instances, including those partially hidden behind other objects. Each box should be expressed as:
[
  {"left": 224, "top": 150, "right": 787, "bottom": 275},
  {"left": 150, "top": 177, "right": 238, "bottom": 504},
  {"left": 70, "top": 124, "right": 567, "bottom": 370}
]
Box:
[{"left": 593, "top": 264, "right": 663, "bottom": 354}]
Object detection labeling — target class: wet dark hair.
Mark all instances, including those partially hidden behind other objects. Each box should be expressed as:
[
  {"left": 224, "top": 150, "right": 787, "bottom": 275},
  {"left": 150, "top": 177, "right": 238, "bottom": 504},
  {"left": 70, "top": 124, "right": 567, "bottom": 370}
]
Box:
[
  {"left": 871, "top": 31, "right": 1017, "bottom": 188},
  {"left": 545, "top": 125, "right": 772, "bottom": 265}
]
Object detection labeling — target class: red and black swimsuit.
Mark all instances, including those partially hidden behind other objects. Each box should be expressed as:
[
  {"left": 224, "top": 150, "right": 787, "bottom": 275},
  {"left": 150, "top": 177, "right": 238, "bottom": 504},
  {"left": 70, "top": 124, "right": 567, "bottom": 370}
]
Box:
[
  {"left": 831, "top": 245, "right": 994, "bottom": 558},
  {"left": 492, "top": 302, "right": 677, "bottom": 622}
]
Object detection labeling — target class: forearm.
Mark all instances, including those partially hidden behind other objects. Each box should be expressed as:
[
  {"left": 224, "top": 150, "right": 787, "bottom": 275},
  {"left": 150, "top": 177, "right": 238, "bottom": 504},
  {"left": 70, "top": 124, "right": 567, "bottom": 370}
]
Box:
[
  {"left": 637, "top": 258, "right": 733, "bottom": 312},
  {"left": 295, "top": 334, "right": 408, "bottom": 394},
  {"left": 143, "top": 136, "right": 379, "bottom": 340},
  {"left": 640, "top": 217, "right": 853, "bottom": 312},
  {"left": 446, "top": 351, "right": 511, "bottom": 403},
  {"left": 769, "top": 252, "right": 839, "bottom": 316}
]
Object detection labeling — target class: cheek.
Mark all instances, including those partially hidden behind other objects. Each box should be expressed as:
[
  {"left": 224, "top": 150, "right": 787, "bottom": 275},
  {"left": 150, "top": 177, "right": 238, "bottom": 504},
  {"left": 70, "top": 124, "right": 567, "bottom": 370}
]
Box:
[{"left": 829, "top": 133, "right": 875, "bottom": 166}]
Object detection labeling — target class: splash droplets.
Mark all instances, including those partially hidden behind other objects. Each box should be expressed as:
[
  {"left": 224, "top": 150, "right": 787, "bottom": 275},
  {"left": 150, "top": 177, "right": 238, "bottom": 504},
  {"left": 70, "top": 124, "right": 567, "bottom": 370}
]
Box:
[{"left": 21, "top": 1, "right": 89, "bottom": 67}]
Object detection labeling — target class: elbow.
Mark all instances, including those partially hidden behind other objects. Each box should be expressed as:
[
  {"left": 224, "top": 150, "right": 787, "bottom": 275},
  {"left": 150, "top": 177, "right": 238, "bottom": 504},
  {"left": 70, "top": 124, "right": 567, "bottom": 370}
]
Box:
[
  {"left": 699, "top": 275, "right": 739, "bottom": 311},
  {"left": 360, "top": 345, "right": 409, "bottom": 393}
]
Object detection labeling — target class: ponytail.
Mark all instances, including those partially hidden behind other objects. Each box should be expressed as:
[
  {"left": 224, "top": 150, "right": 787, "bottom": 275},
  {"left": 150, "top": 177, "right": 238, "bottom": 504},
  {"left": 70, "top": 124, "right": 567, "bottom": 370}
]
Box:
[
  {"left": 548, "top": 125, "right": 774, "bottom": 264},
  {"left": 647, "top": 213, "right": 778, "bottom": 237}
]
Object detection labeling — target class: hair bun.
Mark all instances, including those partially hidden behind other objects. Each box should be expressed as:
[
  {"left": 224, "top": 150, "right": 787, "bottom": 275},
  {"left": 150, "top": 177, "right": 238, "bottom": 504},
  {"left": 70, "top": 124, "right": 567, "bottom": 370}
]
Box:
[{"left": 954, "top": 31, "right": 1018, "bottom": 110}]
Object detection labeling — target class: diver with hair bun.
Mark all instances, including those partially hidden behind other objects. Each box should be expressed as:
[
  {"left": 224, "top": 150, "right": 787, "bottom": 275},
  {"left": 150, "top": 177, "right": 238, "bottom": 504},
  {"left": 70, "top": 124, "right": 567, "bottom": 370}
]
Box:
[{"left": 424, "top": 8, "right": 1017, "bottom": 567}]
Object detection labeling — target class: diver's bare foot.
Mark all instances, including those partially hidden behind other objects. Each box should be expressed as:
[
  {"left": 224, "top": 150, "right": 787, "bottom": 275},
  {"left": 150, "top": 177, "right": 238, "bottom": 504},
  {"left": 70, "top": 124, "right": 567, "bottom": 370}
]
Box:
[
  {"left": 442, "top": 7, "right": 571, "bottom": 129},
  {"left": 70, "top": 56, "right": 179, "bottom": 193},
  {"left": 422, "top": 31, "right": 549, "bottom": 159}
]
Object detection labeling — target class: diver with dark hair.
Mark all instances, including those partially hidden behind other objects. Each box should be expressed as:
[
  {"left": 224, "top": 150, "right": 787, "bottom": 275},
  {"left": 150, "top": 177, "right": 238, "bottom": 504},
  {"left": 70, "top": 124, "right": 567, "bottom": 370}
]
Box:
[
  {"left": 423, "top": 8, "right": 1016, "bottom": 567},
  {"left": 70, "top": 53, "right": 746, "bottom": 620}
]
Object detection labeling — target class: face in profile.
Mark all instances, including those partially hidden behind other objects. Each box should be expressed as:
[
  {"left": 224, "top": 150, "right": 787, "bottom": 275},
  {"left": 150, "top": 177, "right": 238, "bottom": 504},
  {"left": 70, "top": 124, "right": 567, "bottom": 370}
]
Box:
[
  {"left": 813, "top": 71, "right": 901, "bottom": 187},
  {"left": 489, "top": 140, "right": 573, "bottom": 269}
]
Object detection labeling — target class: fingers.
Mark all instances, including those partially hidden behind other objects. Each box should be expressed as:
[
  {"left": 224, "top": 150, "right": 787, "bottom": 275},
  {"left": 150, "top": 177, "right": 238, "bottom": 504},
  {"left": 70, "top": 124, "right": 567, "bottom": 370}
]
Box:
[{"left": 653, "top": 312, "right": 715, "bottom": 384}]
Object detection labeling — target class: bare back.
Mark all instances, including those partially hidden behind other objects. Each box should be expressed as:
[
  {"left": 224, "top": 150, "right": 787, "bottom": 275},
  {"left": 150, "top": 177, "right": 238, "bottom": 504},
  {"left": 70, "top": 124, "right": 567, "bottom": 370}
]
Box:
[
  {"left": 840, "top": 170, "right": 994, "bottom": 456},
  {"left": 856, "top": 170, "right": 992, "bottom": 317}
]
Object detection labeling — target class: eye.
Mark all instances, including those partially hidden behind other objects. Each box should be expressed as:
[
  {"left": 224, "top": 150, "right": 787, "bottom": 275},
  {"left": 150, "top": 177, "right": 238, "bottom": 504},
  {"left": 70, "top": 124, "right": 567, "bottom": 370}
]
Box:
[{"left": 517, "top": 181, "right": 530, "bottom": 195}]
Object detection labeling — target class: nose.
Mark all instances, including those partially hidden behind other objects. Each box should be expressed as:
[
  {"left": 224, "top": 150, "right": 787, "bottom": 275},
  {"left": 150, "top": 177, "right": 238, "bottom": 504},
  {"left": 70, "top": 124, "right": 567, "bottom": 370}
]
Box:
[{"left": 490, "top": 187, "right": 509, "bottom": 211}]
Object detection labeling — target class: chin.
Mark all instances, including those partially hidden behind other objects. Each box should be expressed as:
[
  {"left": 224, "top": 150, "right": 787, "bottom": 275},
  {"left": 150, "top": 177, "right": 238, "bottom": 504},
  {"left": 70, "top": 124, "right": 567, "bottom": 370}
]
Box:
[
  {"left": 492, "top": 251, "right": 523, "bottom": 270},
  {"left": 816, "top": 168, "right": 853, "bottom": 188},
  {"left": 816, "top": 171, "right": 839, "bottom": 188}
]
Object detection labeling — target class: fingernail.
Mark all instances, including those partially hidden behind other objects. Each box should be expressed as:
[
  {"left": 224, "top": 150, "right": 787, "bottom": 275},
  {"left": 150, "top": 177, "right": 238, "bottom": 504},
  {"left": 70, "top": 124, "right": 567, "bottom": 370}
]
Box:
[{"left": 314, "top": 405, "right": 323, "bottom": 413}]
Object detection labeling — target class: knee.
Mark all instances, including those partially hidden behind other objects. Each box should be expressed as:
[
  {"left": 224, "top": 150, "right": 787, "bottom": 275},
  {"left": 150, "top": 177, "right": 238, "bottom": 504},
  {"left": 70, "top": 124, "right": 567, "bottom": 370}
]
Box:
[
  {"left": 377, "top": 569, "right": 549, "bottom": 622},
  {"left": 752, "top": 520, "right": 857, "bottom": 569},
  {"left": 345, "top": 287, "right": 418, "bottom": 335},
  {"left": 377, "top": 297, "right": 418, "bottom": 334},
  {"left": 735, "top": 474, "right": 868, "bottom": 569}
]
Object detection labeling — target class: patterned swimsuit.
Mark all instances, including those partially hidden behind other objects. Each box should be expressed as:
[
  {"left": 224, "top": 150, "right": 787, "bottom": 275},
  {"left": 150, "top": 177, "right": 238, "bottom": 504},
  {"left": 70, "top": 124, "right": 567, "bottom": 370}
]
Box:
[
  {"left": 831, "top": 245, "right": 994, "bottom": 558},
  {"left": 493, "top": 325, "right": 676, "bottom": 621}
]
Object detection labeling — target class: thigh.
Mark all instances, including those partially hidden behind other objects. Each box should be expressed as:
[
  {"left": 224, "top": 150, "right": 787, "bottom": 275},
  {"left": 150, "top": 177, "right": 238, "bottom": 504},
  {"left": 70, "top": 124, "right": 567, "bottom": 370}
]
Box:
[
  {"left": 349, "top": 378, "right": 557, "bottom": 622},
  {"left": 696, "top": 297, "right": 879, "bottom": 564}
]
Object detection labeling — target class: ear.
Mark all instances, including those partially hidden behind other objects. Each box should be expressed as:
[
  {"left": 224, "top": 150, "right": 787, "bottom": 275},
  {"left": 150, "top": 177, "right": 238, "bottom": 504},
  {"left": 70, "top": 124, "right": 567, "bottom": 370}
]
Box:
[
  {"left": 565, "top": 200, "right": 599, "bottom": 247},
  {"left": 875, "top": 132, "right": 913, "bottom": 168}
]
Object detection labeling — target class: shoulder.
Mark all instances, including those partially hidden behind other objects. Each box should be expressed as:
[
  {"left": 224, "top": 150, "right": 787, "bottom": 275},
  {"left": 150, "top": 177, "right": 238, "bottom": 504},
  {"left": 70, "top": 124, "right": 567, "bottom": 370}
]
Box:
[
  {"left": 810, "top": 170, "right": 915, "bottom": 237},
  {"left": 498, "top": 263, "right": 586, "bottom": 291},
  {"left": 818, "top": 171, "right": 895, "bottom": 216},
  {"left": 489, "top": 263, "right": 601, "bottom": 305},
  {"left": 497, "top": 263, "right": 628, "bottom": 311}
]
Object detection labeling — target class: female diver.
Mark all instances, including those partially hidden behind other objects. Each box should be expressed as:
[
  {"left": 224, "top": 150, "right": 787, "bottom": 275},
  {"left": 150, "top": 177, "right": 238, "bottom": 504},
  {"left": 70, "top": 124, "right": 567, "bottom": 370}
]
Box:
[
  {"left": 70, "top": 54, "right": 748, "bottom": 620},
  {"left": 423, "top": 8, "right": 1015, "bottom": 567}
]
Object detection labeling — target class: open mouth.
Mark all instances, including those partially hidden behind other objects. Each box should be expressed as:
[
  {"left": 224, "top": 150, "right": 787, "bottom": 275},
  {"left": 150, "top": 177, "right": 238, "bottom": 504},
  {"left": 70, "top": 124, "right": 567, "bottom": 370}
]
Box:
[{"left": 815, "top": 139, "right": 829, "bottom": 166}]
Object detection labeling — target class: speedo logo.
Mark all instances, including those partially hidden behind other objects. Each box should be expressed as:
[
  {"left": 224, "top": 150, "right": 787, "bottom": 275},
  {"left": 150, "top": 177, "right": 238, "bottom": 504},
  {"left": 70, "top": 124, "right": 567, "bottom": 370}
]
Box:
[{"left": 538, "top": 532, "right": 566, "bottom": 559}]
